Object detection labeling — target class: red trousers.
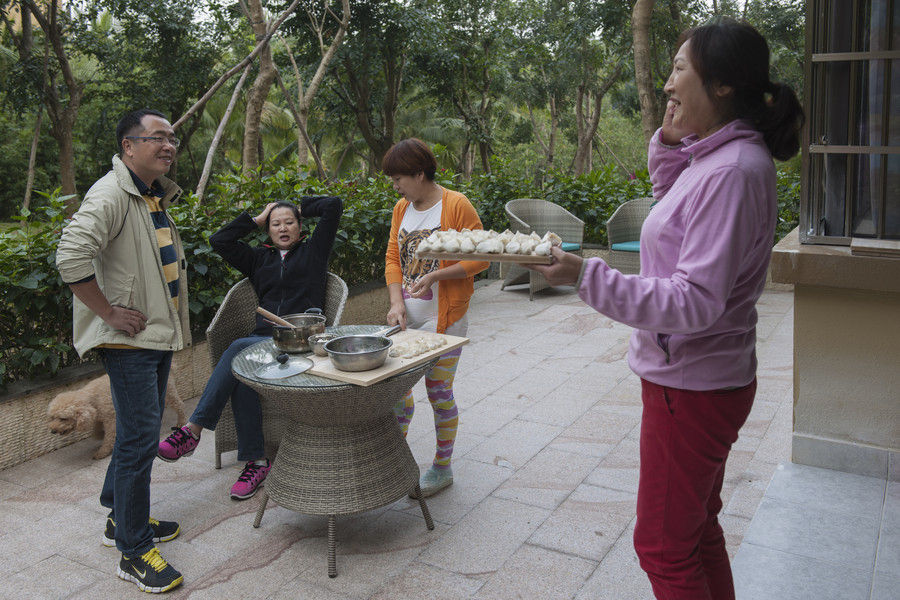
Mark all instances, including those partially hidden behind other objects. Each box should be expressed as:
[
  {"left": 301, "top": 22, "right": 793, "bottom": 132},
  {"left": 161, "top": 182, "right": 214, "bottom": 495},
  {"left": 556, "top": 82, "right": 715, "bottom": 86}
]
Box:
[{"left": 633, "top": 378, "right": 756, "bottom": 600}]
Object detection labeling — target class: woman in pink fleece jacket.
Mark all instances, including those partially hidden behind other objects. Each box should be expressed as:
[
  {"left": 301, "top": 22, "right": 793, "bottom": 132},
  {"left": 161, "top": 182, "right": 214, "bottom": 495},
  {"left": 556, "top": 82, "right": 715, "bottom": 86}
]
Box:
[{"left": 530, "top": 19, "right": 803, "bottom": 600}]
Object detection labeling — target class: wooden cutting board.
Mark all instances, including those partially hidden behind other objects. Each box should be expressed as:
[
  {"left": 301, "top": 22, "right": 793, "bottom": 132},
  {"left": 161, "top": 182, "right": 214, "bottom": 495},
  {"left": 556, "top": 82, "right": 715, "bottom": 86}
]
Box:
[
  {"left": 417, "top": 251, "right": 552, "bottom": 264},
  {"left": 306, "top": 328, "right": 469, "bottom": 386}
]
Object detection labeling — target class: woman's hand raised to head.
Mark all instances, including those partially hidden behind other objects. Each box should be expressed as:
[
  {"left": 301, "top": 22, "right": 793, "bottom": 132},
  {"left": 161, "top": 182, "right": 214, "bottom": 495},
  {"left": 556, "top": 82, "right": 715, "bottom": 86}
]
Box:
[
  {"left": 660, "top": 99, "right": 693, "bottom": 146},
  {"left": 524, "top": 245, "right": 584, "bottom": 287},
  {"left": 252, "top": 202, "right": 279, "bottom": 227}
]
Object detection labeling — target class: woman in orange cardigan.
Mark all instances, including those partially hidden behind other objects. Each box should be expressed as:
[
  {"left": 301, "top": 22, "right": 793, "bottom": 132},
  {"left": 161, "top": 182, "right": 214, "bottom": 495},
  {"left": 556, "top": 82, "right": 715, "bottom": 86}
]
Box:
[{"left": 383, "top": 138, "right": 489, "bottom": 497}]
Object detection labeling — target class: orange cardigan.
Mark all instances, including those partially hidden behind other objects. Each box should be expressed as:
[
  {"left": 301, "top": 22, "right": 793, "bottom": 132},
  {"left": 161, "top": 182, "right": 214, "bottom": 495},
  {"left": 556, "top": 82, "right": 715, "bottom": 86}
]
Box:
[{"left": 385, "top": 187, "right": 489, "bottom": 333}]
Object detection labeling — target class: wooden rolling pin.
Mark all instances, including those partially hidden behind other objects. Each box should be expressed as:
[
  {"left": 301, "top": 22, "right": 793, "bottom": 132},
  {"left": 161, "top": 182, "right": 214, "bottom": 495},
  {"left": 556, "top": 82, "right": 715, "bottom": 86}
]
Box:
[{"left": 256, "top": 306, "right": 295, "bottom": 328}]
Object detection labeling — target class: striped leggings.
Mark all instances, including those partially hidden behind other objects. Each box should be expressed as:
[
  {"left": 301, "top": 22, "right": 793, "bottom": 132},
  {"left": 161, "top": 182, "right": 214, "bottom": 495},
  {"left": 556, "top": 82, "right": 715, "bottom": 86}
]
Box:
[{"left": 393, "top": 348, "right": 461, "bottom": 469}]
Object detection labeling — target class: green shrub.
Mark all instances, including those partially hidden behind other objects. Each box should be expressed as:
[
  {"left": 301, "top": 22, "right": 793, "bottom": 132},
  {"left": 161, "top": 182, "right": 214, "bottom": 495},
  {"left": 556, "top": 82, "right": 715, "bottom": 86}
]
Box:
[{"left": 0, "top": 190, "right": 79, "bottom": 388}]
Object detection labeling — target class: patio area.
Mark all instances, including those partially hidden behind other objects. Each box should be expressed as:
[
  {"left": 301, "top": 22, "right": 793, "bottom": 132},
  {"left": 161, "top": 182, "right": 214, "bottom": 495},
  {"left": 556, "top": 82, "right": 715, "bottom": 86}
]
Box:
[{"left": 0, "top": 278, "right": 895, "bottom": 599}]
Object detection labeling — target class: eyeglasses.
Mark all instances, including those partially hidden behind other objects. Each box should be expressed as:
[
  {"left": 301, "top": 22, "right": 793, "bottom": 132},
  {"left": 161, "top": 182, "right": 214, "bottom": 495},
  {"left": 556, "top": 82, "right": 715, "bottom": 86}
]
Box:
[{"left": 125, "top": 135, "right": 181, "bottom": 148}]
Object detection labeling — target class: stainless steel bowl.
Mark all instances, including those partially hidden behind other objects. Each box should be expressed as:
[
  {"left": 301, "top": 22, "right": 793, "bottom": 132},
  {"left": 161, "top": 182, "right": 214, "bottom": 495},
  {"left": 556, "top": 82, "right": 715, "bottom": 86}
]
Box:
[
  {"left": 308, "top": 332, "right": 337, "bottom": 357},
  {"left": 323, "top": 335, "right": 394, "bottom": 371}
]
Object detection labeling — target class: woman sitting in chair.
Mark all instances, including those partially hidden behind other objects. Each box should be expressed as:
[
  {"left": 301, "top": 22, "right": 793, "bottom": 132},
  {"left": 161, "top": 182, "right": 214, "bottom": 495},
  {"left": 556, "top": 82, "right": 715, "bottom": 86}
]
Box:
[{"left": 158, "top": 195, "right": 342, "bottom": 500}]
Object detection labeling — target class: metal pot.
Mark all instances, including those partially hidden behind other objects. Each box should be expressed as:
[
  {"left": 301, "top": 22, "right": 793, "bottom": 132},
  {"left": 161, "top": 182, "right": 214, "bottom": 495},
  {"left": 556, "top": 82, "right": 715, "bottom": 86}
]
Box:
[
  {"left": 323, "top": 325, "right": 401, "bottom": 371},
  {"left": 271, "top": 308, "right": 326, "bottom": 353}
]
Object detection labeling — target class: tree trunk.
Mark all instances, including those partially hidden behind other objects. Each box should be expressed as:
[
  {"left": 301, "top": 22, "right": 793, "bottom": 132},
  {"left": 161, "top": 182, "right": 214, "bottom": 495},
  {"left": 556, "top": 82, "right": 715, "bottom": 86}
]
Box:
[
  {"left": 242, "top": 0, "right": 277, "bottom": 176},
  {"left": 196, "top": 64, "right": 251, "bottom": 202},
  {"left": 23, "top": 109, "right": 42, "bottom": 211},
  {"left": 632, "top": 0, "right": 658, "bottom": 144},
  {"left": 22, "top": 0, "right": 83, "bottom": 210}
]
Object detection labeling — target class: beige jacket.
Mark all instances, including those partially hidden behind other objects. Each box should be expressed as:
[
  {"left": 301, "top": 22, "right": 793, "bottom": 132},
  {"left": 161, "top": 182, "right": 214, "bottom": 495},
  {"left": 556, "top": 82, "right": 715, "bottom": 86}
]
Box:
[{"left": 56, "top": 155, "right": 191, "bottom": 357}]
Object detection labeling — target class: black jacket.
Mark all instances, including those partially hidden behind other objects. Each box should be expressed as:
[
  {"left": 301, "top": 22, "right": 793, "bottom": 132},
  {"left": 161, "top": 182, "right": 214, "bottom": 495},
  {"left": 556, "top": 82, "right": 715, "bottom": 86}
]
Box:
[{"left": 210, "top": 195, "right": 343, "bottom": 335}]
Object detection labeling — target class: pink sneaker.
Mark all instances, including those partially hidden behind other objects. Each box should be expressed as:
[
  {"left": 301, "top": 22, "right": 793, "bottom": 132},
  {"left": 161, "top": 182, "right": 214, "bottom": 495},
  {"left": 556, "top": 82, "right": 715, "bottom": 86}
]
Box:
[
  {"left": 230, "top": 460, "right": 271, "bottom": 500},
  {"left": 157, "top": 426, "right": 199, "bottom": 462}
]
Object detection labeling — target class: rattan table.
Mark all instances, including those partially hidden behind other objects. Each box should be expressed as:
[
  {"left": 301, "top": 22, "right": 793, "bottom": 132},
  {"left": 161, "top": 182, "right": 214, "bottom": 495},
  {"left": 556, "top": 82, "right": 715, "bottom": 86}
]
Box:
[{"left": 231, "top": 325, "right": 435, "bottom": 578}]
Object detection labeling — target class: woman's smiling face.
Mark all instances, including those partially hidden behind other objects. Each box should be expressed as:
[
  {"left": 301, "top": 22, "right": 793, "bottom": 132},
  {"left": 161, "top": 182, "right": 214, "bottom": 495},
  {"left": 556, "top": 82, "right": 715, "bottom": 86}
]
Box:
[
  {"left": 664, "top": 39, "right": 727, "bottom": 139},
  {"left": 268, "top": 206, "right": 301, "bottom": 250}
]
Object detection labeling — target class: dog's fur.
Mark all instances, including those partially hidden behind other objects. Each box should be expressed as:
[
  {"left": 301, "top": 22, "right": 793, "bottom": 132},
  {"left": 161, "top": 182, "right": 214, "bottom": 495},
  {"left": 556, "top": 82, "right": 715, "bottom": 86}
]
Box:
[{"left": 47, "top": 374, "right": 187, "bottom": 459}]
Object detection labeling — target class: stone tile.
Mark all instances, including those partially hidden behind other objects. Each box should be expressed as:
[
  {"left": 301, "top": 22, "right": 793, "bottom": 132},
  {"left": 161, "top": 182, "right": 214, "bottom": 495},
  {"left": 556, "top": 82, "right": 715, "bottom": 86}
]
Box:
[
  {"left": 876, "top": 498, "right": 900, "bottom": 577},
  {"left": 529, "top": 483, "right": 635, "bottom": 561},
  {"left": 732, "top": 543, "right": 872, "bottom": 600},
  {"left": 885, "top": 480, "right": 900, "bottom": 529},
  {"left": 489, "top": 366, "right": 573, "bottom": 404},
  {"left": 370, "top": 562, "right": 485, "bottom": 599},
  {"left": 458, "top": 399, "right": 524, "bottom": 437},
  {"left": 474, "top": 544, "right": 596, "bottom": 600},
  {"left": 723, "top": 459, "right": 779, "bottom": 520},
  {"left": 395, "top": 457, "right": 513, "bottom": 526},
  {"left": 417, "top": 496, "right": 551, "bottom": 575},
  {"left": 268, "top": 576, "right": 361, "bottom": 600},
  {"left": 168, "top": 529, "right": 322, "bottom": 600},
  {"left": 521, "top": 383, "right": 607, "bottom": 428},
  {"left": 493, "top": 447, "right": 602, "bottom": 509},
  {"left": 584, "top": 438, "right": 641, "bottom": 494},
  {"left": 0, "top": 554, "right": 105, "bottom": 600},
  {"left": 743, "top": 497, "right": 879, "bottom": 572},
  {"left": 870, "top": 572, "right": 900, "bottom": 600},
  {"left": 573, "top": 518, "right": 654, "bottom": 600},
  {"left": 753, "top": 402, "right": 793, "bottom": 465},
  {"left": 720, "top": 512, "right": 752, "bottom": 559},
  {"left": 763, "top": 462, "right": 886, "bottom": 516},
  {"left": 465, "top": 419, "right": 563, "bottom": 471}
]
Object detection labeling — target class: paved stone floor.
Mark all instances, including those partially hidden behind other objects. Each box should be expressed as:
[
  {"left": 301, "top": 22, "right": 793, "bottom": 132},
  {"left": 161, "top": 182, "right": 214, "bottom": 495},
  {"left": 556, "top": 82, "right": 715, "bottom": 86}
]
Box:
[{"left": 0, "top": 278, "right": 865, "bottom": 599}]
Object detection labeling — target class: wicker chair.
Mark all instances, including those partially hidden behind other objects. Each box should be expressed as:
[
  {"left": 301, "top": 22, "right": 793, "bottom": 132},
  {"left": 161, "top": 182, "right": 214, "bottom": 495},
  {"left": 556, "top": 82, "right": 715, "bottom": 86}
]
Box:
[
  {"left": 210, "top": 271, "right": 349, "bottom": 468},
  {"left": 501, "top": 198, "right": 585, "bottom": 300},
  {"left": 606, "top": 197, "right": 654, "bottom": 275}
]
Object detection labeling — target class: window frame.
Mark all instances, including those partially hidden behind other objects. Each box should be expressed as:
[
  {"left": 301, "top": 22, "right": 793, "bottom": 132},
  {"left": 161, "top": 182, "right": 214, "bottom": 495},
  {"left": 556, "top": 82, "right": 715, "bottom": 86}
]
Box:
[{"left": 801, "top": 0, "right": 900, "bottom": 245}]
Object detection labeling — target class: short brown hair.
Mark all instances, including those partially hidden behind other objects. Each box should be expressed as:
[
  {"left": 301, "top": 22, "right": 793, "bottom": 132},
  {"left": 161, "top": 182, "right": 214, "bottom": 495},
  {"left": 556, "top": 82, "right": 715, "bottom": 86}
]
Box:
[{"left": 381, "top": 138, "right": 437, "bottom": 180}]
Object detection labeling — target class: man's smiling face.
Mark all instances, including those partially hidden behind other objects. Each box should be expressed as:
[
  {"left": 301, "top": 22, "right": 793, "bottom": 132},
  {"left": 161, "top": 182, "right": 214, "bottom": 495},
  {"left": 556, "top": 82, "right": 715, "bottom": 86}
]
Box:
[{"left": 121, "top": 114, "right": 176, "bottom": 185}]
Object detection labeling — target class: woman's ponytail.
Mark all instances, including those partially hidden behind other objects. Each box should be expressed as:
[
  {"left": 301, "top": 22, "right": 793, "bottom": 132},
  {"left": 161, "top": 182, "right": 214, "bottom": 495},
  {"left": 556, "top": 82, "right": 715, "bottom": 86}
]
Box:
[{"left": 758, "top": 81, "right": 805, "bottom": 161}]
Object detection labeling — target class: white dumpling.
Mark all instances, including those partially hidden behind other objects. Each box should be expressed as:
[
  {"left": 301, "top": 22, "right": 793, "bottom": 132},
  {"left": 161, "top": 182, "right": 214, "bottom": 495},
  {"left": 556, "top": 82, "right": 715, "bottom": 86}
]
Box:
[
  {"left": 459, "top": 237, "right": 476, "bottom": 253},
  {"left": 426, "top": 231, "right": 441, "bottom": 244},
  {"left": 530, "top": 231, "right": 542, "bottom": 242},
  {"left": 476, "top": 238, "right": 503, "bottom": 253},
  {"left": 542, "top": 231, "right": 562, "bottom": 246},
  {"left": 417, "top": 240, "right": 431, "bottom": 253},
  {"left": 504, "top": 240, "right": 521, "bottom": 254},
  {"left": 443, "top": 237, "right": 461, "bottom": 253},
  {"left": 498, "top": 229, "right": 514, "bottom": 244},
  {"left": 519, "top": 239, "right": 536, "bottom": 254},
  {"left": 390, "top": 342, "right": 408, "bottom": 358},
  {"left": 513, "top": 231, "right": 530, "bottom": 243},
  {"left": 533, "top": 241, "right": 552, "bottom": 256}
]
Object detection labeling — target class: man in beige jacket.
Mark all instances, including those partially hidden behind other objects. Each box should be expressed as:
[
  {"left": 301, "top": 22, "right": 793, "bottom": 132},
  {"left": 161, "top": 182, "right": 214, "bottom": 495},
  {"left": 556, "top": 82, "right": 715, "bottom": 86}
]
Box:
[{"left": 56, "top": 109, "right": 190, "bottom": 594}]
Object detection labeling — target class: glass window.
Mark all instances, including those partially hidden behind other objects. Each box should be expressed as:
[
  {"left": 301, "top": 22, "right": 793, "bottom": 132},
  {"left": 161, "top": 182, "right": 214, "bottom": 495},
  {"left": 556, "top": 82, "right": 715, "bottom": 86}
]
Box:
[{"left": 803, "top": 0, "right": 900, "bottom": 242}]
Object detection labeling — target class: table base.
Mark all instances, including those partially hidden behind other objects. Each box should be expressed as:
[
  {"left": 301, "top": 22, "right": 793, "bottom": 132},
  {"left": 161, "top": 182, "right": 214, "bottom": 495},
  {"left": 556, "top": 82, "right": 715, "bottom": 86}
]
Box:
[{"left": 252, "top": 414, "right": 435, "bottom": 577}]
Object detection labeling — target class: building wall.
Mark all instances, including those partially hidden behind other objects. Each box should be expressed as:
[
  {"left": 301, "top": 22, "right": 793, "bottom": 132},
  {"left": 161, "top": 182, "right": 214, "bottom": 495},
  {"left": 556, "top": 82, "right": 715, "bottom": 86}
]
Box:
[{"left": 772, "top": 229, "right": 900, "bottom": 478}]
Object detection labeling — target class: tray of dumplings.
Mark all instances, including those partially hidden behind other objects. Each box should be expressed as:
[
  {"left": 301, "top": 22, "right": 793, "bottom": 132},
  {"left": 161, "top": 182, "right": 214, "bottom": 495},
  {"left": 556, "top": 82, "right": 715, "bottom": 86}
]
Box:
[{"left": 415, "top": 228, "right": 561, "bottom": 264}]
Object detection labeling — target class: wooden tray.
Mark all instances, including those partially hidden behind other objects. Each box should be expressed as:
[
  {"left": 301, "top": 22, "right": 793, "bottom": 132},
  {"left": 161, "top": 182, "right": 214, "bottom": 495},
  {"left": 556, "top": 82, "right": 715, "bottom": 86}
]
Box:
[
  {"left": 306, "top": 328, "right": 469, "bottom": 386},
  {"left": 416, "top": 251, "right": 552, "bottom": 264}
]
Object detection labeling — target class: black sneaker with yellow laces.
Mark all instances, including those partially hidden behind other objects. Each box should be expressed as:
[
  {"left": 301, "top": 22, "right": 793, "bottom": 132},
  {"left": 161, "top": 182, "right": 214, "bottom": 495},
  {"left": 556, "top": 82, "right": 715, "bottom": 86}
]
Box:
[
  {"left": 103, "top": 516, "right": 180, "bottom": 547},
  {"left": 118, "top": 547, "right": 183, "bottom": 593}
]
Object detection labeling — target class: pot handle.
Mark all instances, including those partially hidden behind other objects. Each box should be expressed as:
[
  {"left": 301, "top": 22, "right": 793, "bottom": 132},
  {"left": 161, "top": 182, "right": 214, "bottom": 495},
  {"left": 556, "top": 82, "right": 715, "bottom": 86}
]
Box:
[
  {"left": 256, "top": 307, "right": 294, "bottom": 328},
  {"left": 378, "top": 324, "right": 402, "bottom": 337}
]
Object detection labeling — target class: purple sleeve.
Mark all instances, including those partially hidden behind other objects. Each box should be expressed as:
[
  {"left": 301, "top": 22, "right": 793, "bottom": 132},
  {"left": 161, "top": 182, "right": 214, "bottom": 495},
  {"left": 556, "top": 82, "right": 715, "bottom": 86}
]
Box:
[
  {"left": 578, "top": 166, "right": 760, "bottom": 334},
  {"left": 648, "top": 128, "right": 691, "bottom": 200}
]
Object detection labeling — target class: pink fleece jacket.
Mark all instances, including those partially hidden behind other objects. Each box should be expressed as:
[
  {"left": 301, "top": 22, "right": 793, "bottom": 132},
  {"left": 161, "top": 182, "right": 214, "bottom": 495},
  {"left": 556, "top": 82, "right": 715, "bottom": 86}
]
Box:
[{"left": 578, "top": 120, "right": 777, "bottom": 390}]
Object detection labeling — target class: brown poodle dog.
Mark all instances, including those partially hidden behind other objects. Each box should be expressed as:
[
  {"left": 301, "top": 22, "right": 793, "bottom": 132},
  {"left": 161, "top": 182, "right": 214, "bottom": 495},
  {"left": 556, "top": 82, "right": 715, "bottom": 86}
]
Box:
[{"left": 47, "top": 374, "right": 187, "bottom": 459}]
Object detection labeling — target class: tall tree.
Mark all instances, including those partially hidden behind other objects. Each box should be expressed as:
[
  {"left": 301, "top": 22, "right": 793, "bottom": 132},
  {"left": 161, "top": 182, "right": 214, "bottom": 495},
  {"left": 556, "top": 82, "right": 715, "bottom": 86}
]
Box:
[
  {"left": 413, "top": 0, "right": 516, "bottom": 177},
  {"left": 2, "top": 0, "right": 84, "bottom": 206},
  {"left": 241, "top": 0, "right": 278, "bottom": 174},
  {"left": 632, "top": 0, "right": 657, "bottom": 144},
  {"left": 325, "top": 0, "right": 411, "bottom": 171}
]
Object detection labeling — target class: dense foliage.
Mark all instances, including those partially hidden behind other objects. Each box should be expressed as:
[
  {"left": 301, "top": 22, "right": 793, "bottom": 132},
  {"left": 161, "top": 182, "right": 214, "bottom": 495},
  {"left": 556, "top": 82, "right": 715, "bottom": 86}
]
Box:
[{"left": 0, "top": 162, "right": 799, "bottom": 389}]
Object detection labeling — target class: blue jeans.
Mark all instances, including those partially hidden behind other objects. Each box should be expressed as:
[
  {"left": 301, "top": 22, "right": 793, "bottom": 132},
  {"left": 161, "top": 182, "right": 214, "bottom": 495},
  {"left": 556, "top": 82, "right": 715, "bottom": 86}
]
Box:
[
  {"left": 189, "top": 336, "right": 266, "bottom": 461},
  {"left": 99, "top": 348, "right": 172, "bottom": 557}
]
